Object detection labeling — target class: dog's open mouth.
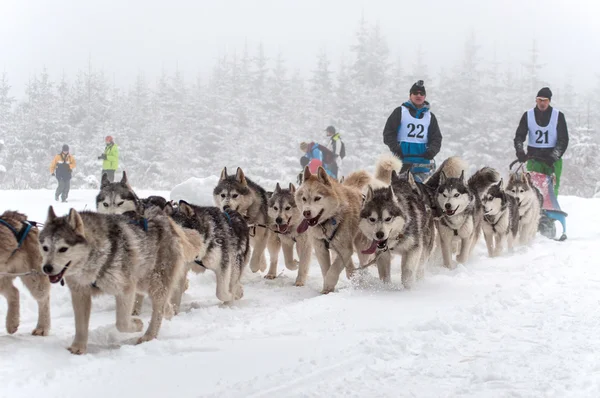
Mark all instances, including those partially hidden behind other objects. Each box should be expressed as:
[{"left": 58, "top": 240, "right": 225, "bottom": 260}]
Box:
[
  {"left": 278, "top": 224, "right": 290, "bottom": 234},
  {"left": 47, "top": 262, "right": 70, "bottom": 284},
  {"left": 306, "top": 210, "right": 323, "bottom": 227},
  {"left": 444, "top": 206, "right": 459, "bottom": 216},
  {"left": 361, "top": 239, "right": 388, "bottom": 254},
  {"left": 297, "top": 209, "right": 324, "bottom": 234}
]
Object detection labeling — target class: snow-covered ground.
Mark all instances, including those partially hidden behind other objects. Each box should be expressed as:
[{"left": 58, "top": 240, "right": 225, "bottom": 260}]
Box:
[{"left": 1, "top": 187, "right": 600, "bottom": 398}]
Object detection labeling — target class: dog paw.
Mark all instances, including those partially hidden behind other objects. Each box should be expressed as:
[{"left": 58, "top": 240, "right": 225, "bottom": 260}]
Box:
[
  {"left": 285, "top": 260, "right": 299, "bottom": 271},
  {"left": 6, "top": 323, "right": 18, "bottom": 335},
  {"left": 132, "top": 318, "right": 144, "bottom": 332},
  {"left": 163, "top": 303, "right": 175, "bottom": 320},
  {"left": 320, "top": 287, "right": 335, "bottom": 294},
  {"left": 294, "top": 279, "right": 305, "bottom": 287},
  {"left": 233, "top": 285, "right": 244, "bottom": 300},
  {"left": 68, "top": 344, "right": 87, "bottom": 355},
  {"left": 136, "top": 334, "right": 155, "bottom": 345},
  {"left": 32, "top": 326, "right": 49, "bottom": 336},
  {"left": 249, "top": 262, "right": 261, "bottom": 273},
  {"left": 264, "top": 274, "right": 277, "bottom": 280},
  {"left": 217, "top": 292, "right": 234, "bottom": 303}
]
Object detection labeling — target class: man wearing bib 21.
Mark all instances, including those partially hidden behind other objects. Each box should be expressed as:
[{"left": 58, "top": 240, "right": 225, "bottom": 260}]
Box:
[
  {"left": 382, "top": 80, "right": 442, "bottom": 182},
  {"left": 514, "top": 87, "right": 569, "bottom": 196}
]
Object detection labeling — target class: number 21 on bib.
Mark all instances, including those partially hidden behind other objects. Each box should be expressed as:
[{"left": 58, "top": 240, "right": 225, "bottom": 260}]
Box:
[{"left": 527, "top": 108, "right": 558, "bottom": 148}]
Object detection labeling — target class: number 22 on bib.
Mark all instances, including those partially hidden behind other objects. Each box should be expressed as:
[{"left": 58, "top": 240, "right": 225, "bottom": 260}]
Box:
[
  {"left": 527, "top": 108, "right": 558, "bottom": 148},
  {"left": 397, "top": 106, "right": 430, "bottom": 144}
]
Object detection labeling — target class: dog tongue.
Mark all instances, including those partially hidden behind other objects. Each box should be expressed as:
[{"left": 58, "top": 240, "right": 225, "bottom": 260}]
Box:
[
  {"left": 361, "top": 240, "right": 379, "bottom": 255},
  {"left": 297, "top": 219, "right": 309, "bottom": 234}
]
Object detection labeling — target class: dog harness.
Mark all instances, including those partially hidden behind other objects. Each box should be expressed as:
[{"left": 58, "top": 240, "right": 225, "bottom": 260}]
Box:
[
  {"left": 0, "top": 219, "right": 39, "bottom": 257},
  {"left": 128, "top": 217, "right": 149, "bottom": 232},
  {"left": 319, "top": 218, "right": 339, "bottom": 250}
]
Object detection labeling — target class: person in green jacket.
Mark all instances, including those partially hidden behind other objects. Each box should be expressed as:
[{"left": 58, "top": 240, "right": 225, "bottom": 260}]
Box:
[{"left": 98, "top": 135, "right": 119, "bottom": 182}]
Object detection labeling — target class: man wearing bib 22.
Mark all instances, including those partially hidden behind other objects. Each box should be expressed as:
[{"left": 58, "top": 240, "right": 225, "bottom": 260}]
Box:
[
  {"left": 382, "top": 80, "right": 442, "bottom": 182},
  {"left": 514, "top": 87, "right": 569, "bottom": 196}
]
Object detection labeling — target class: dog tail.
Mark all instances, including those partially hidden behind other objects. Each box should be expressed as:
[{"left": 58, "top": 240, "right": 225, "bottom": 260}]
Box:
[
  {"left": 424, "top": 156, "right": 468, "bottom": 189},
  {"left": 468, "top": 166, "right": 500, "bottom": 195},
  {"left": 374, "top": 153, "right": 402, "bottom": 185},
  {"left": 169, "top": 219, "right": 202, "bottom": 263},
  {"left": 343, "top": 170, "right": 373, "bottom": 191}
]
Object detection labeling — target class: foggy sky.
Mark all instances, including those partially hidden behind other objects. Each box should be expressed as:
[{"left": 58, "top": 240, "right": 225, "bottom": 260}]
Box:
[{"left": 1, "top": 0, "right": 599, "bottom": 98}]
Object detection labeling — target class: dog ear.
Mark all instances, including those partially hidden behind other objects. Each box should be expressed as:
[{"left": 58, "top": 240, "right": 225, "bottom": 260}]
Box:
[
  {"left": 317, "top": 166, "right": 331, "bottom": 186},
  {"left": 235, "top": 167, "right": 247, "bottom": 186},
  {"left": 496, "top": 178, "right": 503, "bottom": 189},
  {"left": 520, "top": 172, "right": 528, "bottom": 184},
  {"left": 179, "top": 201, "right": 195, "bottom": 218},
  {"left": 339, "top": 176, "right": 345, "bottom": 184},
  {"left": 121, "top": 170, "right": 128, "bottom": 185},
  {"left": 388, "top": 185, "right": 399, "bottom": 202},
  {"left": 303, "top": 165, "right": 312, "bottom": 182},
  {"left": 459, "top": 170, "right": 465, "bottom": 183},
  {"left": 275, "top": 183, "right": 282, "bottom": 194},
  {"left": 46, "top": 206, "right": 57, "bottom": 223},
  {"left": 439, "top": 171, "right": 447, "bottom": 185},
  {"left": 391, "top": 170, "right": 399, "bottom": 183},
  {"left": 407, "top": 171, "right": 417, "bottom": 190},
  {"left": 365, "top": 185, "right": 374, "bottom": 203},
  {"left": 101, "top": 173, "right": 111, "bottom": 188},
  {"left": 220, "top": 167, "right": 228, "bottom": 181},
  {"left": 266, "top": 191, "right": 273, "bottom": 199},
  {"left": 525, "top": 172, "right": 533, "bottom": 186},
  {"left": 289, "top": 183, "right": 296, "bottom": 193},
  {"left": 67, "top": 208, "right": 85, "bottom": 236},
  {"left": 164, "top": 202, "right": 175, "bottom": 216}
]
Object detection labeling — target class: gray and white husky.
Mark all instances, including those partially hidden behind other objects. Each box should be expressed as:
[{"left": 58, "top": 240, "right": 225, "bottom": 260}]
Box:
[
  {"left": 481, "top": 179, "right": 520, "bottom": 257},
  {"left": 436, "top": 167, "right": 500, "bottom": 268},
  {"left": 266, "top": 182, "right": 312, "bottom": 286},
  {"left": 39, "top": 206, "right": 198, "bottom": 354},
  {"left": 165, "top": 200, "right": 250, "bottom": 303},
  {"left": 505, "top": 172, "right": 542, "bottom": 245},
  {"left": 96, "top": 170, "right": 201, "bottom": 315},
  {"left": 359, "top": 170, "right": 434, "bottom": 288},
  {"left": 213, "top": 167, "right": 271, "bottom": 274}
]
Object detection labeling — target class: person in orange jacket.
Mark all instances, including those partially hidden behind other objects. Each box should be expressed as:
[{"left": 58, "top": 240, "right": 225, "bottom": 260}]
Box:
[{"left": 50, "top": 144, "right": 76, "bottom": 202}]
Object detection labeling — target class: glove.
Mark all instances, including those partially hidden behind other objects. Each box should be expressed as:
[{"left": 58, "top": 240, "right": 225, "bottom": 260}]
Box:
[
  {"left": 542, "top": 156, "right": 556, "bottom": 167},
  {"left": 98, "top": 154, "right": 107, "bottom": 160},
  {"left": 516, "top": 150, "right": 528, "bottom": 163},
  {"left": 423, "top": 150, "right": 435, "bottom": 160}
]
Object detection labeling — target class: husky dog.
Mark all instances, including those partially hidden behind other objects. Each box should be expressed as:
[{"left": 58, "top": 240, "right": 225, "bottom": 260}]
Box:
[
  {"left": 414, "top": 156, "right": 470, "bottom": 219},
  {"left": 266, "top": 183, "right": 312, "bottom": 286},
  {"left": 506, "top": 172, "right": 542, "bottom": 245},
  {"left": 295, "top": 166, "right": 366, "bottom": 294},
  {"left": 165, "top": 200, "right": 250, "bottom": 303},
  {"left": 140, "top": 195, "right": 168, "bottom": 210},
  {"left": 96, "top": 172, "right": 168, "bottom": 214},
  {"left": 39, "top": 206, "right": 196, "bottom": 354},
  {"left": 436, "top": 167, "right": 500, "bottom": 268},
  {"left": 0, "top": 211, "right": 51, "bottom": 336},
  {"left": 481, "top": 179, "right": 520, "bottom": 257},
  {"left": 96, "top": 171, "right": 201, "bottom": 315},
  {"left": 213, "top": 167, "right": 270, "bottom": 274},
  {"left": 359, "top": 170, "right": 434, "bottom": 288}
]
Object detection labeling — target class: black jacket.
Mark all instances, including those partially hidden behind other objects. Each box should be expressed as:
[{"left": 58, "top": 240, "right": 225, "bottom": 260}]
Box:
[
  {"left": 514, "top": 106, "right": 569, "bottom": 163},
  {"left": 382, "top": 102, "right": 442, "bottom": 160}
]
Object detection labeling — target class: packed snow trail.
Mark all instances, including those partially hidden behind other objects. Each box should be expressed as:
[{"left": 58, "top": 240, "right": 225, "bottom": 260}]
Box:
[{"left": 1, "top": 189, "right": 599, "bottom": 397}]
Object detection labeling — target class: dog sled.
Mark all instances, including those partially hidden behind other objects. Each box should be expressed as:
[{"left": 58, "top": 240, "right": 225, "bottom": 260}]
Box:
[{"left": 509, "top": 157, "right": 567, "bottom": 241}]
